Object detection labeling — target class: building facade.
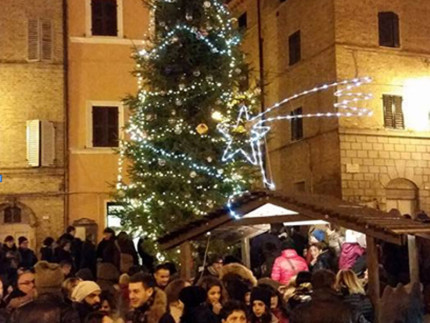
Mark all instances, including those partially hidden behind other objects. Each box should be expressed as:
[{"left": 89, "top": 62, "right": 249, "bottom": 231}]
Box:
[
  {"left": 231, "top": 0, "right": 430, "bottom": 216},
  {"left": 0, "top": 0, "right": 66, "bottom": 248},
  {"left": 67, "top": 0, "right": 149, "bottom": 239}
]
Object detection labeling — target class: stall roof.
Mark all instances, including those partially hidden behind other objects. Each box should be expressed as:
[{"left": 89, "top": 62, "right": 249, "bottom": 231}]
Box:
[{"left": 157, "top": 191, "right": 430, "bottom": 250}]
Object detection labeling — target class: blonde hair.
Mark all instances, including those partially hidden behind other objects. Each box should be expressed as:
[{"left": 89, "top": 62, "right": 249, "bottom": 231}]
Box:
[
  {"left": 119, "top": 273, "right": 130, "bottom": 285},
  {"left": 336, "top": 270, "right": 365, "bottom": 295},
  {"left": 61, "top": 277, "right": 82, "bottom": 299}
]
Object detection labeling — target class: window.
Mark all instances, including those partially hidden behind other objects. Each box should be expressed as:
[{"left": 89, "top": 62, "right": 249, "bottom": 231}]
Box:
[
  {"left": 27, "top": 19, "right": 53, "bottom": 61},
  {"left": 238, "top": 12, "right": 247, "bottom": 30},
  {"left": 383, "top": 95, "right": 404, "bottom": 129},
  {"left": 4, "top": 206, "right": 21, "bottom": 224},
  {"left": 378, "top": 12, "right": 400, "bottom": 48},
  {"left": 92, "top": 106, "right": 119, "bottom": 147},
  {"left": 91, "top": 0, "right": 118, "bottom": 36},
  {"left": 291, "top": 107, "right": 303, "bottom": 141},
  {"left": 289, "top": 30, "right": 301, "bottom": 65}
]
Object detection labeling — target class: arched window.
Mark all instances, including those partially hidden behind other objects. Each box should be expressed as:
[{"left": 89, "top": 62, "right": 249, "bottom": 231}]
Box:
[
  {"left": 4, "top": 206, "right": 22, "bottom": 223},
  {"left": 386, "top": 178, "right": 418, "bottom": 215}
]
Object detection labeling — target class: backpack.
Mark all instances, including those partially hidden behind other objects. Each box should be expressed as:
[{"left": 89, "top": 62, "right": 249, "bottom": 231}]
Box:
[{"left": 115, "top": 241, "right": 134, "bottom": 273}]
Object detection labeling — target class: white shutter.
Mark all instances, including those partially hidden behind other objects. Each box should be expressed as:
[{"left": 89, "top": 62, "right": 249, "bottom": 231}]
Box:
[
  {"left": 41, "top": 121, "right": 55, "bottom": 166},
  {"left": 26, "top": 120, "right": 40, "bottom": 167},
  {"left": 27, "top": 19, "right": 40, "bottom": 61},
  {"left": 41, "top": 19, "right": 53, "bottom": 61}
]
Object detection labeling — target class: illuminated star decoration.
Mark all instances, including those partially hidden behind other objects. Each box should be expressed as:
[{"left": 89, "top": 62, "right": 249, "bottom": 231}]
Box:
[
  {"left": 218, "top": 105, "right": 270, "bottom": 161},
  {"left": 218, "top": 76, "right": 373, "bottom": 194}
]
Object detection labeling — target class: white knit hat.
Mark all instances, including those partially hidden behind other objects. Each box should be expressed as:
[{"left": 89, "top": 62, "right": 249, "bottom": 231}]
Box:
[{"left": 71, "top": 281, "right": 101, "bottom": 302}]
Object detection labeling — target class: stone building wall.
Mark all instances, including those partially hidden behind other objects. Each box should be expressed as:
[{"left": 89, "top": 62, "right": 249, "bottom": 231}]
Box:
[{"left": 0, "top": 0, "right": 65, "bottom": 248}]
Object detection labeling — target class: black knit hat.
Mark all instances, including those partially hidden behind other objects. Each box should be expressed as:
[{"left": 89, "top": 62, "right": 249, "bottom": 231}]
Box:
[
  {"left": 250, "top": 286, "right": 272, "bottom": 309},
  {"left": 179, "top": 286, "right": 206, "bottom": 308}
]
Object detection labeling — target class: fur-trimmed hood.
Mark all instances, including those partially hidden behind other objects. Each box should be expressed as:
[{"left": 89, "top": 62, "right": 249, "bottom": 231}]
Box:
[
  {"left": 147, "top": 287, "right": 167, "bottom": 323},
  {"left": 220, "top": 263, "right": 257, "bottom": 286},
  {"left": 126, "top": 287, "right": 167, "bottom": 323},
  {"left": 220, "top": 263, "right": 257, "bottom": 302}
]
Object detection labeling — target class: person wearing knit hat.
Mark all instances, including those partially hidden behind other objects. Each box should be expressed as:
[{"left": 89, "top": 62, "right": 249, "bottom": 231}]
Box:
[
  {"left": 71, "top": 281, "right": 102, "bottom": 322},
  {"left": 250, "top": 286, "right": 276, "bottom": 323},
  {"left": 8, "top": 262, "right": 80, "bottom": 323}
]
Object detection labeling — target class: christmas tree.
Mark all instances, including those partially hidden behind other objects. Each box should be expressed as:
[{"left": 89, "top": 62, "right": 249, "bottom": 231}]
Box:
[{"left": 116, "top": 0, "right": 260, "bottom": 258}]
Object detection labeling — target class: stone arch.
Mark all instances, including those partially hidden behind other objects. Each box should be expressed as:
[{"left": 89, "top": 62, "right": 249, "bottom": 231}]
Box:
[
  {"left": 0, "top": 201, "right": 37, "bottom": 227},
  {"left": 0, "top": 201, "right": 37, "bottom": 248},
  {"left": 385, "top": 178, "right": 418, "bottom": 216}
]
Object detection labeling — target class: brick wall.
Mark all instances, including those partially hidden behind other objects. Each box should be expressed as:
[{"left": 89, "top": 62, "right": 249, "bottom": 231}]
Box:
[
  {"left": 0, "top": 0, "right": 65, "bottom": 247},
  {"left": 340, "top": 131, "right": 430, "bottom": 211}
]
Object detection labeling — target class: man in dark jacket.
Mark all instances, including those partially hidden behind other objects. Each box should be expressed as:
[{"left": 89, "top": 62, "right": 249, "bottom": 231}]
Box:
[
  {"left": 126, "top": 273, "right": 169, "bottom": 323},
  {"left": 71, "top": 281, "right": 102, "bottom": 321},
  {"left": 9, "top": 261, "right": 79, "bottom": 323},
  {"left": 290, "top": 270, "right": 355, "bottom": 323},
  {"left": 17, "top": 236, "right": 37, "bottom": 270},
  {"left": 97, "top": 227, "right": 119, "bottom": 268}
]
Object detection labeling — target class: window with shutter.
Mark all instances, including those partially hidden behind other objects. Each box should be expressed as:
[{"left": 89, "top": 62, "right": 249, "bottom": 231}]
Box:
[
  {"left": 378, "top": 12, "right": 400, "bottom": 48},
  {"left": 91, "top": 0, "right": 118, "bottom": 36},
  {"left": 92, "top": 106, "right": 119, "bottom": 147},
  {"left": 28, "top": 19, "right": 40, "bottom": 61},
  {"left": 41, "top": 19, "right": 53, "bottom": 61},
  {"left": 289, "top": 30, "right": 301, "bottom": 66},
  {"left": 291, "top": 107, "right": 303, "bottom": 141},
  {"left": 4, "top": 206, "right": 22, "bottom": 224},
  {"left": 383, "top": 95, "right": 404, "bottom": 129}
]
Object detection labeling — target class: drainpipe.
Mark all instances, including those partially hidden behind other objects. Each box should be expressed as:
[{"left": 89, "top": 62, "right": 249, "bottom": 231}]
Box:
[
  {"left": 62, "top": 0, "right": 70, "bottom": 228},
  {"left": 256, "top": 0, "right": 265, "bottom": 111}
]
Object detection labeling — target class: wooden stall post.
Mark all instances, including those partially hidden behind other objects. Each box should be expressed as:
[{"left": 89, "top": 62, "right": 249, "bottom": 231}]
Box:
[
  {"left": 407, "top": 235, "right": 419, "bottom": 284},
  {"left": 241, "top": 237, "right": 251, "bottom": 268},
  {"left": 180, "top": 241, "right": 192, "bottom": 280},
  {"left": 366, "top": 235, "right": 380, "bottom": 323}
]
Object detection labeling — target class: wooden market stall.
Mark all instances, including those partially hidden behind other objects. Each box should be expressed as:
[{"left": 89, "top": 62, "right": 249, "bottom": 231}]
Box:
[{"left": 157, "top": 190, "right": 430, "bottom": 322}]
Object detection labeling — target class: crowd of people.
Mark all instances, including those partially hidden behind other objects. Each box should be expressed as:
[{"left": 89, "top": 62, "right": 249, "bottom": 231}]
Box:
[{"left": 0, "top": 224, "right": 422, "bottom": 322}]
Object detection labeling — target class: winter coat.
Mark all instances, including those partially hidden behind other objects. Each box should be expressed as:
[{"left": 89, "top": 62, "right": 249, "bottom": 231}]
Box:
[
  {"left": 137, "top": 238, "right": 154, "bottom": 272},
  {"left": 10, "top": 292, "right": 80, "bottom": 323},
  {"left": 79, "top": 239, "right": 97, "bottom": 275},
  {"left": 125, "top": 287, "right": 168, "bottom": 323},
  {"left": 97, "top": 237, "right": 120, "bottom": 268},
  {"left": 250, "top": 313, "right": 279, "bottom": 323},
  {"left": 310, "top": 249, "right": 337, "bottom": 273},
  {"left": 54, "top": 247, "right": 73, "bottom": 265},
  {"left": 287, "top": 282, "right": 313, "bottom": 310},
  {"left": 220, "top": 263, "right": 257, "bottom": 302},
  {"left": 2, "top": 245, "right": 21, "bottom": 270},
  {"left": 40, "top": 247, "right": 55, "bottom": 263},
  {"left": 271, "top": 250, "right": 309, "bottom": 285},
  {"left": 18, "top": 247, "right": 37, "bottom": 269},
  {"left": 73, "top": 301, "right": 98, "bottom": 322},
  {"left": 290, "top": 288, "right": 354, "bottom": 323},
  {"left": 272, "top": 308, "right": 289, "bottom": 323},
  {"left": 97, "top": 262, "right": 120, "bottom": 295},
  {"left": 117, "top": 237, "right": 139, "bottom": 265},
  {"left": 251, "top": 233, "right": 281, "bottom": 272},
  {"left": 342, "top": 292, "right": 374, "bottom": 322},
  {"left": 180, "top": 304, "right": 220, "bottom": 323},
  {"left": 339, "top": 243, "right": 365, "bottom": 270}
]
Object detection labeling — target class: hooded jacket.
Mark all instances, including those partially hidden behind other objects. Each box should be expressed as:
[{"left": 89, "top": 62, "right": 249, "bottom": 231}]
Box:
[
  {"left": 271, "top": 250, "right": 308, "bottom": 285},
  {"left": 220, "top": 263, "right": 257, "bottom": 302},
  {"left": 10, "top": 292, "right": 80, "bottom": 323},
  {"left": 338, "top": 243, "right": 364, "bottom": 270}
]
